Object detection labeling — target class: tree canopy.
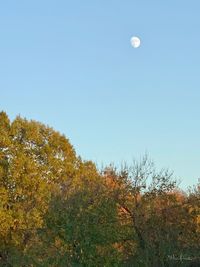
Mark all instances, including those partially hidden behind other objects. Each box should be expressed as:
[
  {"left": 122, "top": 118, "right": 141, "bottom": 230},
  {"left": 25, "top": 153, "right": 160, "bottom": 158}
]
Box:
[{"left": 0, "top": 112, "right": 199, "bottom": 266}]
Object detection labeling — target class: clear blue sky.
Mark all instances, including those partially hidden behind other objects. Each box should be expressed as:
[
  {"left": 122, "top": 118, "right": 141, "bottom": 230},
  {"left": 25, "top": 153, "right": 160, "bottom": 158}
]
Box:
[{"left": 1, "top": 1, "right": 200, "bottom": 188}]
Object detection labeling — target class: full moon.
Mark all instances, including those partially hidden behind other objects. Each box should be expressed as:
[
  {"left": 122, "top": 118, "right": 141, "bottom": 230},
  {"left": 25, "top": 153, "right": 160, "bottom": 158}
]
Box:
[{"left": 130, "top": 36, "right": 141, "bottom": 48}]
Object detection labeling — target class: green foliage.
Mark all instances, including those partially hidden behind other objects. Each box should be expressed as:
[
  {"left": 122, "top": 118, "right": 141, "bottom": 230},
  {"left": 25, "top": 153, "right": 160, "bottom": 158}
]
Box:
[
  {"left": 0, "top": 112, "right": 78, "bottom": 265},
  {"left": 0, "top": 112, "right": 199, "bottom": 266},
  {"left": 37, "top": 189, "right": 122, "bottom": 266}
]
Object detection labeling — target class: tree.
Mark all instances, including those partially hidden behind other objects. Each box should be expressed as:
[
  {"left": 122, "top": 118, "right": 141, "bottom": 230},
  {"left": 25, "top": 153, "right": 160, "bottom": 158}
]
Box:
[
  {"left": 37, "top": 174, "right": 123, "bottom": 266},
  {"left": 1, "top": 112, "right": 199, "bottom": 266},
  {"left": 0, "top": 112, "right": 124, "bottom": 266},
  {"left": 103, "top": 156, "right": 183, "bottom": 266},
  {"left": 103, "top": 157, "right": 200, "bottom": 267},
  {"left": 0, "top": 112, "right": 78, "bottom": 265}
]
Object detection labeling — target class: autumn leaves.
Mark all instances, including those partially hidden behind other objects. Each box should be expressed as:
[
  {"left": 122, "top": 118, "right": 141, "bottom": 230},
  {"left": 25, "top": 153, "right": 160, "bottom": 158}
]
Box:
[{"left": 0, "top": 112, "right": 199, "bottom": 266}]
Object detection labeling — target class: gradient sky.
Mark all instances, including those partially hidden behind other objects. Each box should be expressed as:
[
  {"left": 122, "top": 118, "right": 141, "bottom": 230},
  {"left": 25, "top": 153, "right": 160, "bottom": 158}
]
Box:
[{"left": 1, "top": 1, "right": 200, "bottom": 188}]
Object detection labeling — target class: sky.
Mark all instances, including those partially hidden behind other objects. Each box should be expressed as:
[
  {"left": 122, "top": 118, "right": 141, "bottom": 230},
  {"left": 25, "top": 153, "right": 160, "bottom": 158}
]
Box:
[{"left": 1, "top": 1, "right": 200, "bottom": 188}]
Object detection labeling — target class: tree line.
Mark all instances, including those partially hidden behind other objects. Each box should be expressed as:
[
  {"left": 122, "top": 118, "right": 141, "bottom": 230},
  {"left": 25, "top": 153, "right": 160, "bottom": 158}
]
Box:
[{"left": 0, "top": 112, "right": 199, "bottom": 266}]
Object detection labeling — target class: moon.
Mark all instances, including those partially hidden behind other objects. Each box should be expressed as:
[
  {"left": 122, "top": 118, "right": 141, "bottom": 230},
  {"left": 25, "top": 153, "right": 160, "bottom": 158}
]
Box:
[{"left": 130, "top": 36, "right": 141, "bottom": 48}]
